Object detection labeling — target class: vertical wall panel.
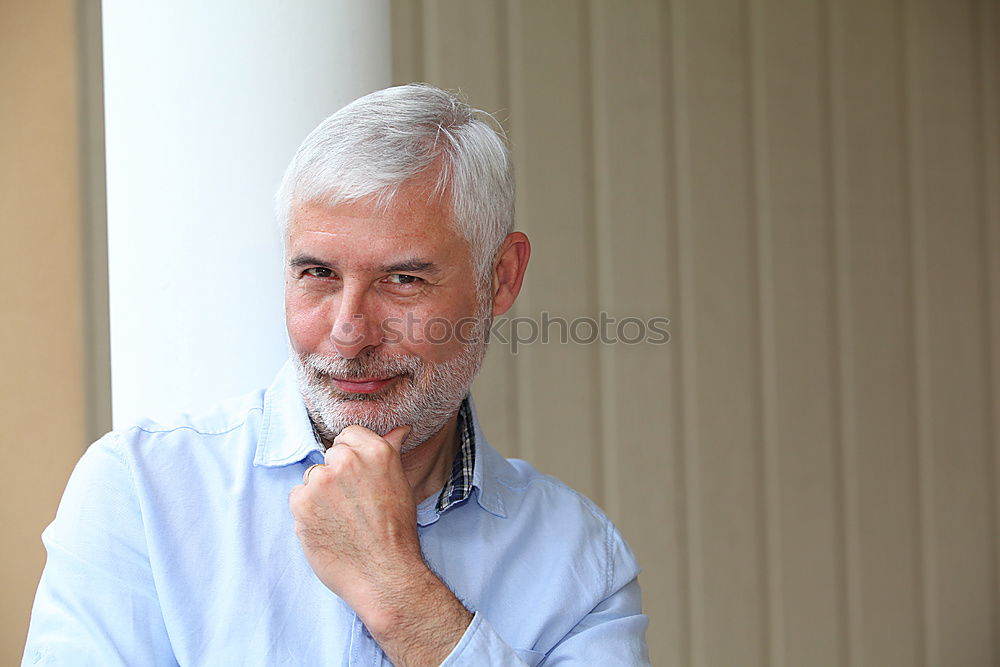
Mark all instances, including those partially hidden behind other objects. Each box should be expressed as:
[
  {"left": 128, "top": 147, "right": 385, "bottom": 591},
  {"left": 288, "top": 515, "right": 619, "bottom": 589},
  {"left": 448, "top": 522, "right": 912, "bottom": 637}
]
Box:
[
  {"left": 906, "top": 0, "right": 996, "bottom": 664},
  {"left": 666, "top": 1, "right": 705, "bottom": 662},
  {"left": 839, "top": 1, "right": 925, "bottom": 664},
  {"left": 391, "top": 1, "right": 1000, "bottom": 664},
  {"left": 390, "top": 0, "right": 424, "bottom": 86},
  {"left": 753, "top": 0, "right": 845, "bottom": 664},
  {"left": 588, "top": 2, "right": 680, "bottom": 665},
  {"left": 980, "top": 1, "right": 1000, "bottom": 665},
  {"left": 676, "top": 1, "right": 769, "bottom": 664},
  {"left": 667, "top": 1, "right": 705, "bottom": 663},
  {"left": 503, "top": 0, "right": 604, "bottom": 503},
  {"left": 420, "top": 0, "right": 509, "bottom": 106},
  {"left": 826, "top": 1, "right": 864, "bottom": 662}
]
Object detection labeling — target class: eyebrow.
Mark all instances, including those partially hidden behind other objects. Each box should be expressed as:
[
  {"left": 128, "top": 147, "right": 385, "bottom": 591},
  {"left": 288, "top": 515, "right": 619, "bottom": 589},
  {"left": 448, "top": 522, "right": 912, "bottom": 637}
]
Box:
[
  {"left": 288, "top": 254, "right": 440, "bottom": 276},
  {"left": 288, "top": 254, "right": 330, "bottom": 269},
  {"left": 377, "top": 259, "right": 439, "bottom": 275}
]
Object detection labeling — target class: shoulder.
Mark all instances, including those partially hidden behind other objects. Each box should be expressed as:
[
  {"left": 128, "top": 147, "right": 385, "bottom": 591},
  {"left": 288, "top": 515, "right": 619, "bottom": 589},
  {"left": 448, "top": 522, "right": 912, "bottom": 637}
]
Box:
[
  {"left": 479, "top": 447, "right": 640, "bottom": 593},
  {"left": 122, "top": 389, "right": 266, "bottom": 441},
  {"left": 467, "top": 402, "right": 627, "bottom": 561},
  {"left": 104, "top": 389, "right": 266, "bottom": 459},
  {"left": 71, "top": 389, "right": 269, "bottom": 509},
  {"left": 501, "top": 457, "right": 610, "bottom": 527}
]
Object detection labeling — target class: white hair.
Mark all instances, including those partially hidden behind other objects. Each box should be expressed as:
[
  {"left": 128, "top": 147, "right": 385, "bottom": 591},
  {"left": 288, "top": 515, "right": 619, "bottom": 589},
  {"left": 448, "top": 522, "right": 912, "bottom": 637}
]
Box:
[{"left": 275, "top": 84, "right": 514, "bottom": 282}]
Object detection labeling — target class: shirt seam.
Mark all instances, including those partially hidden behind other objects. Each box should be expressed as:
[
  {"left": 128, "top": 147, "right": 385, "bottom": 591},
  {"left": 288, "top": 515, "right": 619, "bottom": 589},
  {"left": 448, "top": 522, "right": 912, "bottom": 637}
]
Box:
[
  {"left": 131, "top": 405, "right": 262, "bottom": 437},
  {"left": 498, "top": 476, "right": 610, "bottom": 523},
  {"left": 604, "top": 514, "right": 615, "bottom": 599}
]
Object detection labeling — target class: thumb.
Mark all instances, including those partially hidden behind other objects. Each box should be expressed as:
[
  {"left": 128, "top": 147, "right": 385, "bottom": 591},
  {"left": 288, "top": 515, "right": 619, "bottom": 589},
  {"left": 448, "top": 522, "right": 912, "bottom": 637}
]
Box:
[{"left": 383, "top": 425, "right": 412, "bottom": 453}]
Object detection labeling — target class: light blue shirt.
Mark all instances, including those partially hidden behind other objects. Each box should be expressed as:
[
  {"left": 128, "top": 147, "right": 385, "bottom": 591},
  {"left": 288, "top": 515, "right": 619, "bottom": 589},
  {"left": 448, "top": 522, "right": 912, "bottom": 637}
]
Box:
[{"left": 24, "top": 361, "right": 649, "bottom": 665}]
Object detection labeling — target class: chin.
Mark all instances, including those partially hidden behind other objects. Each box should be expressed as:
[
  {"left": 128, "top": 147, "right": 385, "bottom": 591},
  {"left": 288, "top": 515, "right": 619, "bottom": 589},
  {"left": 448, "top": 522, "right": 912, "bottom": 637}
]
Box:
[{"left": 326, "top": 402, "right": 406, "bottom": 434}]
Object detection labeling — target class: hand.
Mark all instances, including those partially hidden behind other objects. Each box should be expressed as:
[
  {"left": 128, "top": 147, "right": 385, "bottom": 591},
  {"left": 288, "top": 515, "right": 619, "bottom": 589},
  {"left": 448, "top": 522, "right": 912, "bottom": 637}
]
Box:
[
  {"left": 288, "top": 425, "right": 472, "bottom": 666},
  {"left": 289, "top": 425, "right": 420, "bottom": 619}
]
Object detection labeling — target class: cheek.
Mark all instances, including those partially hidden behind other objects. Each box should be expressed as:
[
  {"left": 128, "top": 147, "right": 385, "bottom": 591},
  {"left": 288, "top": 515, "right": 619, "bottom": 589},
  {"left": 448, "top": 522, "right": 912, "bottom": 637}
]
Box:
[
  {"left": 284, "top": 290, "right": 330, "bottom": 353},
  {"left": 395, "top": 299, "right": 482, "bottom": 362}
]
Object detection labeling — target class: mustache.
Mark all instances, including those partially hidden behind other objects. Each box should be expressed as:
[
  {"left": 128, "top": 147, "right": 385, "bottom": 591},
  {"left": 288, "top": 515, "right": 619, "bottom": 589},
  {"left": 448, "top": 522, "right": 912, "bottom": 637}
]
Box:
[{"left": 299, "top": 351, "right": 423, "bottom": 380}]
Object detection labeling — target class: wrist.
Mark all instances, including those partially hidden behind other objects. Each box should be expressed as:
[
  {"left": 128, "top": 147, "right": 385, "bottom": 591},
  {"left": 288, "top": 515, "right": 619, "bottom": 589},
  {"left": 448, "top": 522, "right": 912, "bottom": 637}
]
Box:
[
  {"left": 363, "top": 565, "right": 473, "bottom": 667},
  {"left": 362, "top": 563, "right": 460, "bottom": 636}
]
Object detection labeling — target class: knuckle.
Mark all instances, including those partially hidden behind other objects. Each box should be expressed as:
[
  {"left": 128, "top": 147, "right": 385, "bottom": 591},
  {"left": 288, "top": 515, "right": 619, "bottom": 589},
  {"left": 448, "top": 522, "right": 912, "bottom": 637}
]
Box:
[
  {"left": 324, "top": 446, "right": 350, "bottom": 467},
  {"left": 338, "top": 424, "right": 367, "bottom": 440},
  {"left": 370, "top": 442, "right": 393, "bottom": 461},
  {"left": 288, "top": 487, "right": 305, "bottom": 512}
]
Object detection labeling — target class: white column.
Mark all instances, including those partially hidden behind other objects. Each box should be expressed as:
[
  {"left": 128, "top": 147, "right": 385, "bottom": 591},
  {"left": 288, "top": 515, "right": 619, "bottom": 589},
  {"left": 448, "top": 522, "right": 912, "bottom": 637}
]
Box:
[{"left": 103, "top": 1, "right": 391, "bottom": 428}]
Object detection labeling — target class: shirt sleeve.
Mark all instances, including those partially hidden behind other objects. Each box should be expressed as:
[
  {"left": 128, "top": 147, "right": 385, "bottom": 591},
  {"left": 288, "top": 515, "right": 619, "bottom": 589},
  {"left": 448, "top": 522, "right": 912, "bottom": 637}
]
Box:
[
  {"left": 530, "top": 576, "right": 650, "bottom": 665},
  {"left": 439, "top": 525, "right": 650, "bottom": 667},
  {"left": 439, "top": 612, "right": 536, "bottom": 666},
  {"left": 22, "top": 433, "right": 177, "bottom": 666}
]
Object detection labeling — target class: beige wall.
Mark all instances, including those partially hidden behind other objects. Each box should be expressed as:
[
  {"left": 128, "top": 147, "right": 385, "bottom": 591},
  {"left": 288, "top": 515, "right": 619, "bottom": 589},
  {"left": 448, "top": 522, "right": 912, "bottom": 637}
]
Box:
[
  {"left": 394, "top": 0, "right": 1000, "bottom": 665},
  {"left": 0, "top": 0, "right": 89, "bottom": 662}
]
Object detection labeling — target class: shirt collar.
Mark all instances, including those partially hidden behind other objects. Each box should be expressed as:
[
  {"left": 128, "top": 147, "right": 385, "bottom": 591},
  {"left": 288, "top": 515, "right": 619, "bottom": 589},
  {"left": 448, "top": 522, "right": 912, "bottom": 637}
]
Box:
[
  {"left": 416, "top": 395, "right": 514, "bottom": 522},
  {"left": 434, "top": 399, "right": 476, "bottom": 512},
  {"left": 465, "top": 396, "right": 513, "bottom": 518},
  {"left": 254, "top": 360, "right": 515, "bottom": 520},
  {"left": 254, "top": 359, "right": 325, "bottom": 467}
]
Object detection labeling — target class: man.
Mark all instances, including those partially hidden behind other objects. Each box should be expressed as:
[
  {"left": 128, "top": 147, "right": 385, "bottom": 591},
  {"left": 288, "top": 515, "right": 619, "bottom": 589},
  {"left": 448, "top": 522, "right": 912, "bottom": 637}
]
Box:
[{"left": 24, "top": 84, "right": 649, "bottom": 665}]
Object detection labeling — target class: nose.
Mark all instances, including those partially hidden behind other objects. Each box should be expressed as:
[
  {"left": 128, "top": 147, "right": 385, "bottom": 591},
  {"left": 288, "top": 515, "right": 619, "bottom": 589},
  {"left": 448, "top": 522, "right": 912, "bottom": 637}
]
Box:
[{"left": 329, "top": 285, "right": 382, "bottom": 359}]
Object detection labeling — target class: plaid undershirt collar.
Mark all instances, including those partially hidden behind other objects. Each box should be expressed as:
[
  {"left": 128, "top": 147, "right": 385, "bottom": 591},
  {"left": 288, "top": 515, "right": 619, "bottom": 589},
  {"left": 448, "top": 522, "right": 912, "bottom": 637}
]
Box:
[{"left": 435, "top": 397, "right": 477, "bottom": 513}]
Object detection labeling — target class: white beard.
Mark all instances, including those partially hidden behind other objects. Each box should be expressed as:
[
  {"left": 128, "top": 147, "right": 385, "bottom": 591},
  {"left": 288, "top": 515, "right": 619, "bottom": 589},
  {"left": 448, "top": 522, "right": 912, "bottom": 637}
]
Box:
[{"left": 293, "top": 301, "right": 491, "bottom": 452}]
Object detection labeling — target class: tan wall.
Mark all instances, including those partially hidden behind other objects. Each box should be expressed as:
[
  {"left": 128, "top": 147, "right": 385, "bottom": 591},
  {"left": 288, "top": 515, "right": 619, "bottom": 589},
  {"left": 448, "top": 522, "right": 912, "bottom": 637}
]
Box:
[
  {"left": 394, "top": 1, "right": 1000, "bottom": 665},
  {"left": 0, "top": 1, "right": 90, "bottom": 662}
]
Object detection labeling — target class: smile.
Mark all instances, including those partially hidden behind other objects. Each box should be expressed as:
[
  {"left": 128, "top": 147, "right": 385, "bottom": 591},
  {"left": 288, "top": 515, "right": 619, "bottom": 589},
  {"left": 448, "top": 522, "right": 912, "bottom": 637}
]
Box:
[{"left": 330, "top": 376, "right": 400, "bottom": 394}]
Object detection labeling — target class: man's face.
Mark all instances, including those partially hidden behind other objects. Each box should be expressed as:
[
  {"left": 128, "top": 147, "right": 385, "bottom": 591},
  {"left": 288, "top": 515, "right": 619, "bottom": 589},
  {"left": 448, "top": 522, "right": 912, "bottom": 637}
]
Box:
[{"left": 284, "top": 185, "right": 490, "bottom": 450}]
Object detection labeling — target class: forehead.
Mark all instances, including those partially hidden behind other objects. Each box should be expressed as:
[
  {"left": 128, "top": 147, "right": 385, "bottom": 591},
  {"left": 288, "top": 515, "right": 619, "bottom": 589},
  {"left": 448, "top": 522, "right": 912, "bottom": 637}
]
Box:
[{"left": 286, "top": 192, "right": 470, "bottom": 269}]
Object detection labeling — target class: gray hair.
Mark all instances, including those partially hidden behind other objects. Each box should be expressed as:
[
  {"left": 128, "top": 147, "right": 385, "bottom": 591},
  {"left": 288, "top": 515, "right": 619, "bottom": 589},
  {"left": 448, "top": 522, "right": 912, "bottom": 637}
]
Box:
[{"left": 275, "top": 84, "right": 514, "bottom": 282}]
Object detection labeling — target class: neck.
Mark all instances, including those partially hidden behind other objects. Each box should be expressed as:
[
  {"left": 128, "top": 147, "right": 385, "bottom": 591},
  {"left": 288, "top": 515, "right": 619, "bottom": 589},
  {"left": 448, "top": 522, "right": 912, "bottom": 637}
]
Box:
[{"left": 400, "top": 412, "right": 461, "bottom": 504}]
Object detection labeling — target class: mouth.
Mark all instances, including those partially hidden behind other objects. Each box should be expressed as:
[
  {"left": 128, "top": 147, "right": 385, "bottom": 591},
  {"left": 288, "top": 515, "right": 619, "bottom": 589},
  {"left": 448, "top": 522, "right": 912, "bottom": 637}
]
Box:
[{"left": 329, "top": 375, "right": 401, "bottom": 395}]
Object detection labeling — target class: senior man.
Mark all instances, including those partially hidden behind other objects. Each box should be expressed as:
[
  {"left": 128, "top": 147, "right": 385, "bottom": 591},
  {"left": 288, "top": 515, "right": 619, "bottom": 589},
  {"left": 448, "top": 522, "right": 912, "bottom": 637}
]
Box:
[{"left": 24, "top": 84, "right": 649, "bottom": 666}]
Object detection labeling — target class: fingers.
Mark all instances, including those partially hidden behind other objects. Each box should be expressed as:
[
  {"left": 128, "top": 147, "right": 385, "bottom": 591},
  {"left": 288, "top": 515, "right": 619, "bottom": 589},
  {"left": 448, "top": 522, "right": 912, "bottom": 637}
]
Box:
[
  {"left": 330, "top": 425, "right": 379, "bottom": 452},
  {"left": 329, "top": 424, "right": 412, "bottom": 456},
  {"left": 303, "top": 463, "right": 325, "bottom": 484},
  {"left": 323, "top": 428, "right": 388, "bottom": 467},
  {"left": 324, "top": 439, "right": 357, "bottom": 466}
]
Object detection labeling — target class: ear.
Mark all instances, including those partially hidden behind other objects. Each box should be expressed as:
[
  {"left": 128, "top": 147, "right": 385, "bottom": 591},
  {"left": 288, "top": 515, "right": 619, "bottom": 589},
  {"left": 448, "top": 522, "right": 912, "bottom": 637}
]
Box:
[{"left": 490, "top": 232, "right": 530, "bottom": 317}]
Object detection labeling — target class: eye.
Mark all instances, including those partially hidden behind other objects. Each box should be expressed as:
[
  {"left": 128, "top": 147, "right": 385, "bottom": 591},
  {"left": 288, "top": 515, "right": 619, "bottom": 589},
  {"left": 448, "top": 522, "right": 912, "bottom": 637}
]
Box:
[
  {"left": 303, "top": 267, "right": 334, "bottom": 279},
  {"left": 385, "top": 274, "right": 420, "bottom": 285},
  {"left": 381, "top": 274, "right": 425, "bottom": 294}
]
